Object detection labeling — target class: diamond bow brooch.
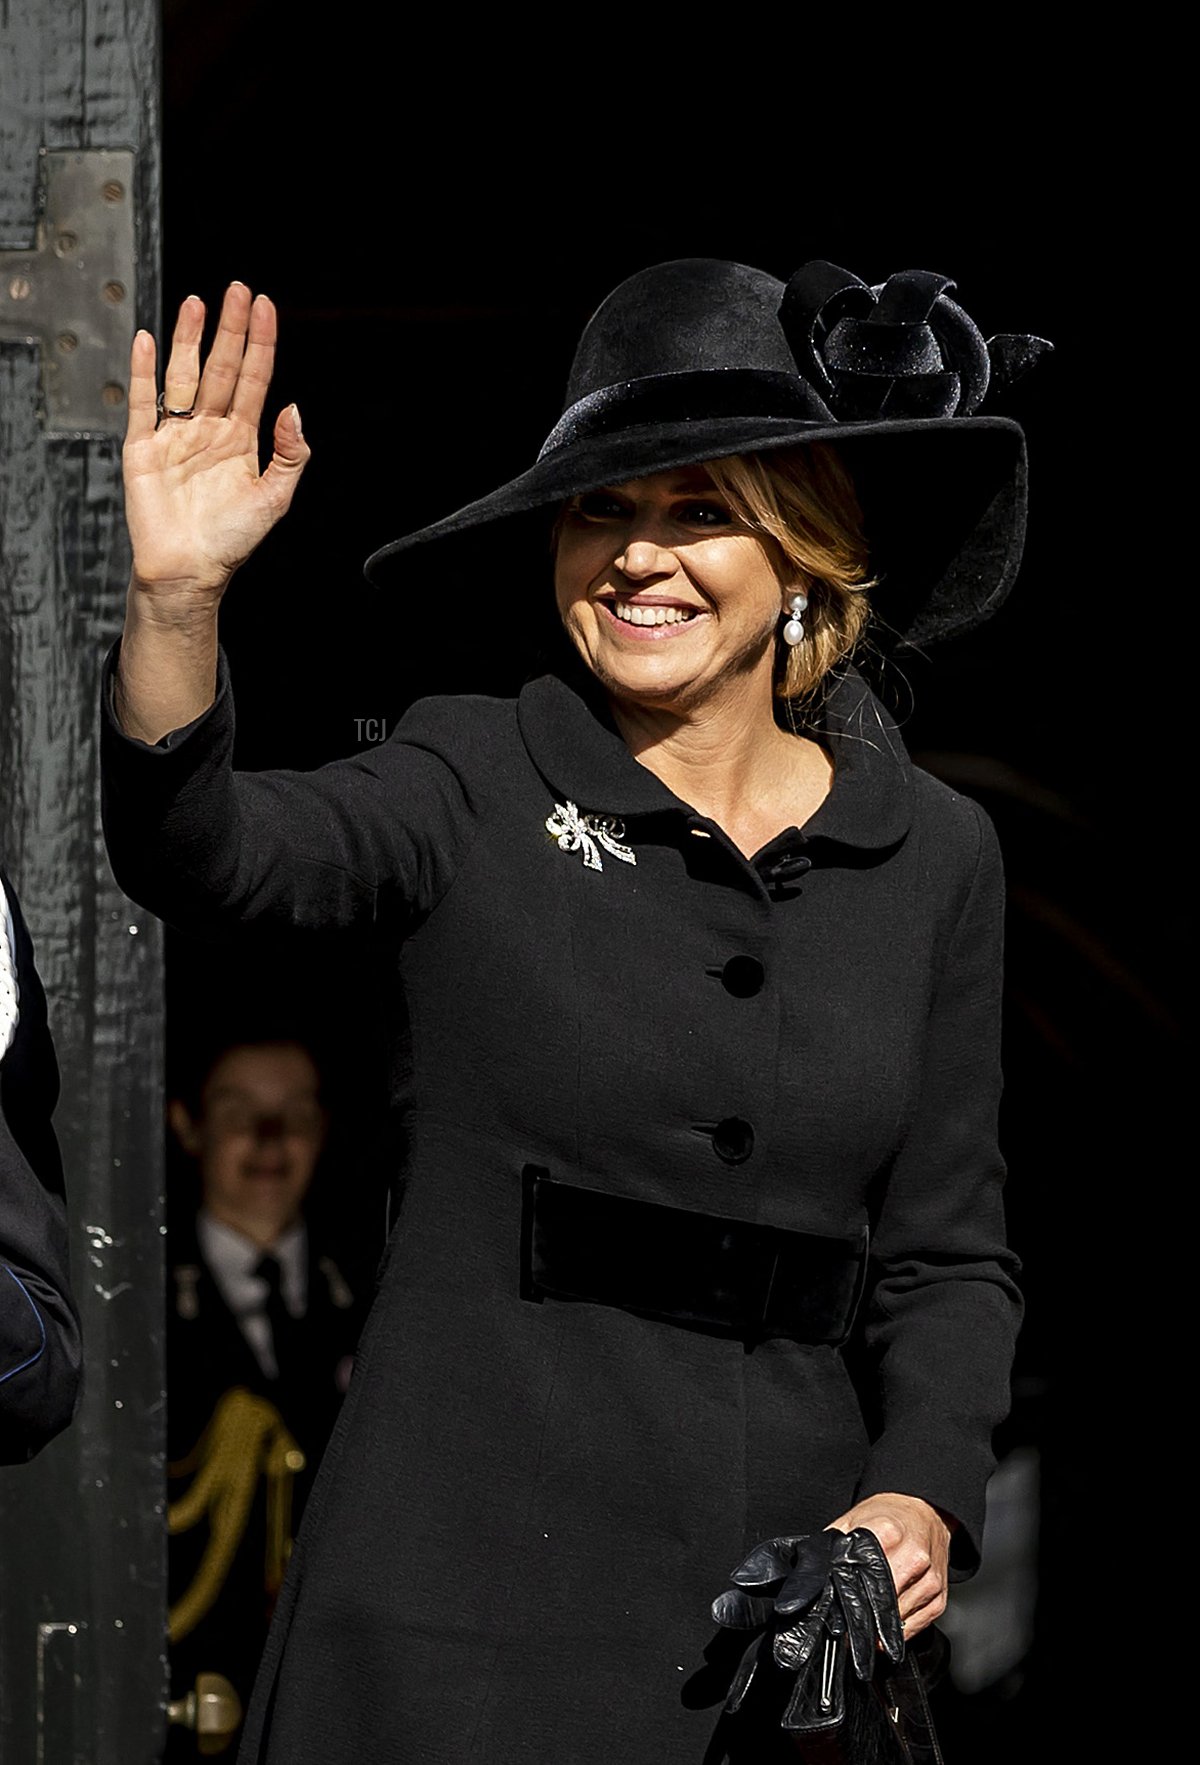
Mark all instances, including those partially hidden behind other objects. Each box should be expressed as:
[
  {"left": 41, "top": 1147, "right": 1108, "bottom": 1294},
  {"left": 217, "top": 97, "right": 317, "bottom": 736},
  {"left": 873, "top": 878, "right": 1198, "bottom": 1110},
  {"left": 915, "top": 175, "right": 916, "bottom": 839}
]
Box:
[{"left": 545, "top": 801, "right": 636, "bottom": 873}]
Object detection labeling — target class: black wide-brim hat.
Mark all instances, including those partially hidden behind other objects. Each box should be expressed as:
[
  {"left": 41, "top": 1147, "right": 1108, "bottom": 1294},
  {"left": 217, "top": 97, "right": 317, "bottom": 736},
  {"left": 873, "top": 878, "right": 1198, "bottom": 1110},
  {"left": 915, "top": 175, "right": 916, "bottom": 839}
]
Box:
[{"left": 365, "top": 258, "right": 1051, "bottom": 646}]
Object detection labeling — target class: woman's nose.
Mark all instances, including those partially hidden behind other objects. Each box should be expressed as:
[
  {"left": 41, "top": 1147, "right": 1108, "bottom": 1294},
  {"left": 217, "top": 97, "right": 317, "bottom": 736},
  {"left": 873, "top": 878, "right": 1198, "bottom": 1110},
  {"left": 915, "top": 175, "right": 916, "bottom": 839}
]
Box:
[{"left": 615, "top": 538, "right": 672, "bottom": 580}]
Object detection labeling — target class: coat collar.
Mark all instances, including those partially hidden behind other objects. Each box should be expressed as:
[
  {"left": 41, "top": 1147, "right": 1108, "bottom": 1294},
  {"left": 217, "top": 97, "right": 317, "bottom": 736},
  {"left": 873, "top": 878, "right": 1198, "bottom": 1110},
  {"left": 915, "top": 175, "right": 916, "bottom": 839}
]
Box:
[{"left": 516, "top": 665, "right": 912, "bottom": 852}]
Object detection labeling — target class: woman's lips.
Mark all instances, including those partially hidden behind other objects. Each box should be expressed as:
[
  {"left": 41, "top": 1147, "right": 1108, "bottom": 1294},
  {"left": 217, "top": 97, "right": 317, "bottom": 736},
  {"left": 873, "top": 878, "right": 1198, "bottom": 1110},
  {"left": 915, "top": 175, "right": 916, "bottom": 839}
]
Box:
[{"left": 596, "top": 599, "right": 706, "bottom": 640}]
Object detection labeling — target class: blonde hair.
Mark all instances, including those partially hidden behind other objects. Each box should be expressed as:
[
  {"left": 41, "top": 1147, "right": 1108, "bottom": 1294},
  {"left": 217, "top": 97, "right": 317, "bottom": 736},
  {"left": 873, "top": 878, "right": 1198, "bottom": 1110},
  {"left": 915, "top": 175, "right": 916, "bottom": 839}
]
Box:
[{"left": 702, "top": 445, "right": 873, "bottom": 705}]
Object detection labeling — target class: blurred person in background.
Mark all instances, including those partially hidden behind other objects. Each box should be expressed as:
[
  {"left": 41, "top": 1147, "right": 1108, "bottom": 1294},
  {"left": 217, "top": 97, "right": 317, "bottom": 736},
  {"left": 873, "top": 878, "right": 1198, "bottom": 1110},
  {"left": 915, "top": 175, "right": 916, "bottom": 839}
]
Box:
[{"left": 163, "top": 1031, "right": 366, "bottom": 1749}]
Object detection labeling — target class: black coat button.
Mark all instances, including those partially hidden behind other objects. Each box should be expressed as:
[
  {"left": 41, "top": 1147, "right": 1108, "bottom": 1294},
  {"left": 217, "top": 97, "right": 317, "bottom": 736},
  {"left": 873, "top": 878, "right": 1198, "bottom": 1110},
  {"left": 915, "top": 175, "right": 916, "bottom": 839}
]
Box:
[
  {"left": 721, "top": 956, "right": 764, "bottom": 998},
  {"left": 761, "top": 852, "right": 812, "bottom": 890},
  {"left": 712, "top": 1117, "right": 754, "bottom": 1163}
]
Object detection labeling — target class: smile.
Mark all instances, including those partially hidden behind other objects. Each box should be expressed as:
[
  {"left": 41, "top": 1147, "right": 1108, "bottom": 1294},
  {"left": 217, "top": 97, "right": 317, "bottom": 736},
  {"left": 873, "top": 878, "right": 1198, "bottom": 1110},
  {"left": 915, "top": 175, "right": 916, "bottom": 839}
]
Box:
[{"left": 598, "top": 599, "right": 704, "bottom": 638}]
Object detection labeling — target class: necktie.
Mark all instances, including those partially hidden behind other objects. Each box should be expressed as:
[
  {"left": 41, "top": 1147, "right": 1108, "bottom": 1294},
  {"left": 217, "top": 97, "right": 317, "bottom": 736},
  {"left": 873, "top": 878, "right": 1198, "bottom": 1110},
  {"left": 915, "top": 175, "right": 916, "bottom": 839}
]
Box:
[{"left": 253, "top": 1252, "right": 301, "bottom": 1387}]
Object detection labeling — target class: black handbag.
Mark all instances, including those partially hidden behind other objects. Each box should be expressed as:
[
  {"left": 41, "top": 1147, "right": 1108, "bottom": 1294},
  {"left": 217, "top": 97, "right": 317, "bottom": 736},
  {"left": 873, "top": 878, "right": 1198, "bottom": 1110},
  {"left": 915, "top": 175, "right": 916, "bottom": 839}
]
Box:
[{"left": 711, "top": 1529, "right": 946, "bottom": 1764}]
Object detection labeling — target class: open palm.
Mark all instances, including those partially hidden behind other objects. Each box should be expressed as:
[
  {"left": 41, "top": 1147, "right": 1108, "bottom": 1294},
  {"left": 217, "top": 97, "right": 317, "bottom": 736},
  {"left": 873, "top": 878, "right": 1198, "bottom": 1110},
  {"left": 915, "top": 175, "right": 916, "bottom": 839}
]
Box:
[{"left": 123, "top": 284, "right": 309, "bottom": 597}]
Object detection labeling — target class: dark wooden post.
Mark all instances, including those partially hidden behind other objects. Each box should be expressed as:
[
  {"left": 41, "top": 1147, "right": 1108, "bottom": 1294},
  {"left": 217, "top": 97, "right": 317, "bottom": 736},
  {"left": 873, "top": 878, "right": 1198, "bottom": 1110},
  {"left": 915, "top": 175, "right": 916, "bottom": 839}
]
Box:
[{"left": 0, "top": 4, "right": 167, "bottom": 1759}]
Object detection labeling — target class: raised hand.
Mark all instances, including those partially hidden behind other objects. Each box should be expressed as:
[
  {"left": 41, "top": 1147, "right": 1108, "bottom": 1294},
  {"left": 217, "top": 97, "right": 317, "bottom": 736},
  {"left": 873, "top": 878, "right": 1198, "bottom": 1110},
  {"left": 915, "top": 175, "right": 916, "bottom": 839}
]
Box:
[
  {"left": 114, "top": 284, "right": 309, "bottom": 743},
  {"left": 123, "top": 283, "right": 309, "bottom": 601}
]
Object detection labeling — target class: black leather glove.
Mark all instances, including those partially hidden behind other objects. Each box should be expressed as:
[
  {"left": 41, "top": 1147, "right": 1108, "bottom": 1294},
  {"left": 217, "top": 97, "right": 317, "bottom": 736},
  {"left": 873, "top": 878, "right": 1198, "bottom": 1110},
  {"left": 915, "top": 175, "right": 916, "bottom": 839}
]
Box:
[{"left": 711, "top": 1528, "right": 905, "bottom": 1734}]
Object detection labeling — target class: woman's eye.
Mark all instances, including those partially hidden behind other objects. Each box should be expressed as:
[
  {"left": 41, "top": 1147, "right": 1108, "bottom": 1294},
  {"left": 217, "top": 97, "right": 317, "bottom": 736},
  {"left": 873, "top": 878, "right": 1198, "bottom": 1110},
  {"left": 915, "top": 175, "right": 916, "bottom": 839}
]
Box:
[
  {"left": 573, "top": 492, "right": 626, "bottom": 520},
  {"left": 678, "top": 501, "right": 733, "bottom": 527}
]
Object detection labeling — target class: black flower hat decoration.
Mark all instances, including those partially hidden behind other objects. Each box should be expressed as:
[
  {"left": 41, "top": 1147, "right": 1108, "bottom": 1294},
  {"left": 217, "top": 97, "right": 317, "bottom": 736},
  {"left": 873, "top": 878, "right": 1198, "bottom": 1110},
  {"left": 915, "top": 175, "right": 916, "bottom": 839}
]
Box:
[{"left": 781, "top": 261, "right": 1052, "bottom": 422}]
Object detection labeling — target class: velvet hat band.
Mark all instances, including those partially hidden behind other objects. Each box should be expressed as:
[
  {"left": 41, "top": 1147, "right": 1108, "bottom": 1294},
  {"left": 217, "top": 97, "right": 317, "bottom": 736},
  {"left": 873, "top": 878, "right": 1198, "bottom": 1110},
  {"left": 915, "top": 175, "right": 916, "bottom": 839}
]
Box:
[{"left": 538, "top": 368, "right": 834, "bottom": 459}]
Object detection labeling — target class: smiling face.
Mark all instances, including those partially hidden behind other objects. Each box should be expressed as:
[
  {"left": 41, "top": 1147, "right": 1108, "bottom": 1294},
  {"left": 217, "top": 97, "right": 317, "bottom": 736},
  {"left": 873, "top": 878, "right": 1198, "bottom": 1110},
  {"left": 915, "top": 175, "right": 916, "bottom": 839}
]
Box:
[
  {"left": 553, "top": 466, "right": 798, "bottom": 718},
  {"left": 169, "top": 1042, "right": 327, "bottom": 1248}
]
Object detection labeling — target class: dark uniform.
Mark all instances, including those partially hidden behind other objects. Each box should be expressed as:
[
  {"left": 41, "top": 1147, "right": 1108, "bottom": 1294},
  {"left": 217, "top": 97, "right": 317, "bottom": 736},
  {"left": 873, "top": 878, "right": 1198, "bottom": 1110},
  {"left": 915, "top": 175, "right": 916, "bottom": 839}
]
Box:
[
  {"left": 166, "top": 1210, "right": 366, "bottom": 1729},
  {"left": 101, "top": 648, "right": 1021, "bottom": 1765},
  {"left": 0, "top": 868, "right": 82, "bottom": 1464}
]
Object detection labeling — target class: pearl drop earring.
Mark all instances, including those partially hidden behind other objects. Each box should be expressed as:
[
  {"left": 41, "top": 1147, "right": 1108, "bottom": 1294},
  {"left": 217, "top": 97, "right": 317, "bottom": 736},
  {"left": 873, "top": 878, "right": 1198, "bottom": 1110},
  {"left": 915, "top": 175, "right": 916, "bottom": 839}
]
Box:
[{"left": 782, "top": 592, "right": 808, "bottom": 646}]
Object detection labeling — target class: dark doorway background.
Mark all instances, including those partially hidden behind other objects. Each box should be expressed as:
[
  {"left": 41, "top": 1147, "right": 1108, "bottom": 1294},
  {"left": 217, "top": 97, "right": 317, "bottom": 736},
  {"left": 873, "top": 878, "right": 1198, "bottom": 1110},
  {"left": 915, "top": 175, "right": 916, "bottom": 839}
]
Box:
[{"left": 158, "top": 12, "right": 1173, "bottom": 1756}]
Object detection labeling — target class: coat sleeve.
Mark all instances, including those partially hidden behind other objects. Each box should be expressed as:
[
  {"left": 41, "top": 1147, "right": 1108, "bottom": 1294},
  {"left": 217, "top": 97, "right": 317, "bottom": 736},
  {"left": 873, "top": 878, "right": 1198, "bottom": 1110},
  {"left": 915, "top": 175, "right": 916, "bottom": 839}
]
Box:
[
  {"left": 99, "top": 641, "right": 481, "bottom": 940},
  {"left": 853, "top": 800, "right": 1021, "bottom": 1576},
  {"left": 1, "top": 874, "right": 83, "bottom": 1463},
  {"left": 0, "top": 1180, "right": 82, "bottom": 1465}
]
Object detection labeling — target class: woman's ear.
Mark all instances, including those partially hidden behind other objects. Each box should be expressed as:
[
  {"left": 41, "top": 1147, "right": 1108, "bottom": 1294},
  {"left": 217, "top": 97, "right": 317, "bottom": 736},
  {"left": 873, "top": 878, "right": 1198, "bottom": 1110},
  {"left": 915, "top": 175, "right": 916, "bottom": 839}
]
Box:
[{"left": 167, "top": 1097, "right": 202, "bottom": 1156}]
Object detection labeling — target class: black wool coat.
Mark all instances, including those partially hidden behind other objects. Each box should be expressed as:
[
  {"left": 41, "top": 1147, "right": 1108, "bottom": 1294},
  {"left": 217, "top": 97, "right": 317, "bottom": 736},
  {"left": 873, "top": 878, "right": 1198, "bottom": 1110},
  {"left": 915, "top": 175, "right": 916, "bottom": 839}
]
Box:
[
  {"left": 0, "top": 868, "right": 82, "bottom": 1463},
  {"left": 100, "top": 650, "right": 1021, "bottom": 1765}
]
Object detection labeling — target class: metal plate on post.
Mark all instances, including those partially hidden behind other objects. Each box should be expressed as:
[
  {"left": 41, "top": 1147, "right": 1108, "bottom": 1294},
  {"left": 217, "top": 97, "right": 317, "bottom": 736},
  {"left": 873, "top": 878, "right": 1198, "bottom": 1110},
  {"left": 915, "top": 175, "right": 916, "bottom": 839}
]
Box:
[{"left": 0, "top": 148, "right": 136, "bottom": 437}]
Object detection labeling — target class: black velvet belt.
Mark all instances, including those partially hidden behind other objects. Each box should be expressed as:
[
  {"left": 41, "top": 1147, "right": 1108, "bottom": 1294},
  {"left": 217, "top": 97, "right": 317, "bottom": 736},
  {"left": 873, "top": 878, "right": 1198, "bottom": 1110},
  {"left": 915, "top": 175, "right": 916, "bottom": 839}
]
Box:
[{"left": 520, "top": 1169, "right": 867, "bottom": 1346}]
